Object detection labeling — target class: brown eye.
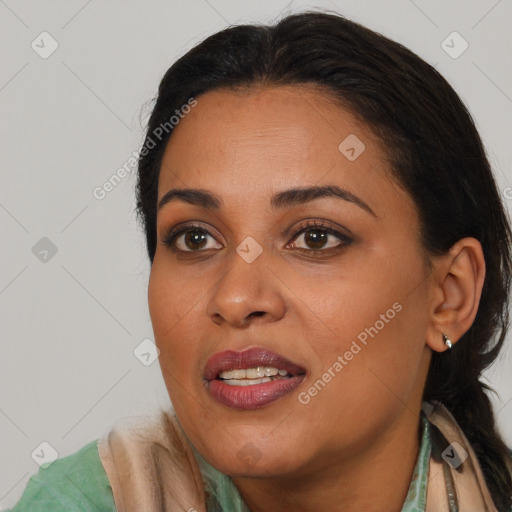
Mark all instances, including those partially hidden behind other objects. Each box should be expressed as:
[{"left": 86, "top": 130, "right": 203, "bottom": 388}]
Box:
[
  {"left": 302, "top": 229, "right": 330, "bottom": 250},
  {"left": 287, "top": 221, "right": 353, "bottom": 255},
  {"left": 162, "top": 225, "right": 222, "bottom": 252},
  {"left": 181, "top": 229, "right": 209, "bottom": 250}
]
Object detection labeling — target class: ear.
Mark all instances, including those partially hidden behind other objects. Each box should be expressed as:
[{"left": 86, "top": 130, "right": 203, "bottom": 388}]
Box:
[{"left": 425, "top": 237, "right": 486, "bottom": 352}]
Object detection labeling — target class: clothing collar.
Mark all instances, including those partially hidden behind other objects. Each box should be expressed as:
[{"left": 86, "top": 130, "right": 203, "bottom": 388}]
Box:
[{"left": 400, "top": 412, "right": 431, "bottom": 511}]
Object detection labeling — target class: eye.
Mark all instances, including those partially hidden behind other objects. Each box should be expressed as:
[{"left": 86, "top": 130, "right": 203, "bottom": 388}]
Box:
[
  {"left": 161, "top": 220, "right": 353, "bottom": 256},
  {"left": 161, "top": 223, "right": 222, "bottom": 252},
  {"left": 286, "top": 220, "right": 353, "bottom": 256}
]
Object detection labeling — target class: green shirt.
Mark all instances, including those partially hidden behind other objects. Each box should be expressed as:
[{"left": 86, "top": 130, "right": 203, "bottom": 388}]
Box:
[{"left": 7, "top": 415, "right": 431, "bottom": 511}]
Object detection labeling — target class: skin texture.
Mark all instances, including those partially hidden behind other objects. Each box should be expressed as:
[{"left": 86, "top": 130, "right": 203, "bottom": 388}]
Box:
[{"left": 148, "top": 86, "right": 485, "bottom": 512}]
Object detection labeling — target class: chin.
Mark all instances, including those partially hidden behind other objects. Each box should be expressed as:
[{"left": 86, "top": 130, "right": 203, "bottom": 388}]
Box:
[
  {"left": 210, "top": 452, "right": 303, "bottom": 479},
  {"left": 199, "top": 434, "right": 310, "bottom": 478}
]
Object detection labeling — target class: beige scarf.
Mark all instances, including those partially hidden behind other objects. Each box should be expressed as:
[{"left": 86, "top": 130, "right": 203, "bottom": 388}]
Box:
[{"left": 97, "top": 402, "right": 503, "bottom": 511}]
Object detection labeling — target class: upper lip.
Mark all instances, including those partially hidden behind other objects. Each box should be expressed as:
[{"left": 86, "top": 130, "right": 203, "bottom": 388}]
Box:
[{"left": 204, "top": 346, "right": 306, "bottom": 380}]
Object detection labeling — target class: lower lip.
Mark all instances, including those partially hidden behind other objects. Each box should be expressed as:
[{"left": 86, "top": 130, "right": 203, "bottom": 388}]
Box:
[{"left": 207, "top": 376, "right": 305, "bottom": 410}]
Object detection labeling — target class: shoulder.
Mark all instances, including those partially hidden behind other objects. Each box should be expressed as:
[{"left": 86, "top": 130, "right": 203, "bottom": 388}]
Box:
[{"left": 7, "top": 439, "right": 116, "bottom": 512}]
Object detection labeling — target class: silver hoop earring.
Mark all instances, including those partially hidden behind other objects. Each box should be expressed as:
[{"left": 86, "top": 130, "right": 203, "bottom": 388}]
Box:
[{"left": 442, "top": 333, "right": 452, "bottom": 350}]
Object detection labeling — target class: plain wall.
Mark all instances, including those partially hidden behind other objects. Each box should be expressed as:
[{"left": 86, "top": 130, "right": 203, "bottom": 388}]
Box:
[{"left": 1, "top": 0, "right": 511, "bottom": 508}]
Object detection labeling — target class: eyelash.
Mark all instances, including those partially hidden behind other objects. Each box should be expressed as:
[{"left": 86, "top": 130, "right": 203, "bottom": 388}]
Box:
[{"left": 161, "top": 220, "right": 353, "bottom": 257}]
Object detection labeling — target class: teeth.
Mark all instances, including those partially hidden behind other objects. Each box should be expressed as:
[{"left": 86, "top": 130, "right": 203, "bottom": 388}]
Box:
[
  {"left": 224, "top": 377, "right": 272, "bottom": 386},
  {"left": 219, "top": 366, "right": 290, "bottom": 380},
  {"left": 245, "top": 367, "right": 266, "bottom": 379}
]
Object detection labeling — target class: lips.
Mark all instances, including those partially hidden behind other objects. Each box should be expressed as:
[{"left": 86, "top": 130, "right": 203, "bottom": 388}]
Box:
[
  {"left": 204, "top": 346, "right": 306, "bottom": 380},
  {"left": 204, "top": 346, "right": 306, "bottom": 410}
]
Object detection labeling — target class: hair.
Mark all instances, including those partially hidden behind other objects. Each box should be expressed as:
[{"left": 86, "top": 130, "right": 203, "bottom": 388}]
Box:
[{"left": 135, "top": 10, "right": 512, "bottom": 509}]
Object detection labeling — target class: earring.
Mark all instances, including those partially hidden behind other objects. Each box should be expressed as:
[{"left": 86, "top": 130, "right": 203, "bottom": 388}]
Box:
[{"left": 442, "top": 333, "right": 453, "bottom": 350}]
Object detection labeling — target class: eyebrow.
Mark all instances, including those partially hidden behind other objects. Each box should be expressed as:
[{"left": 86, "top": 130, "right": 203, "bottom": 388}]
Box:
[{"left": 156, "top": 185, "right": 376, "bottom": 217}]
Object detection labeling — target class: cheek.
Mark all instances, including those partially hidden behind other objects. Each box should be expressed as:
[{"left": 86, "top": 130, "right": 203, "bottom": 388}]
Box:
[
  {"left": 149, "top": 258, "right": 199, "bottom": 339},
  {"left": 148, "top": 262, "right": 202, "bottom": 376},
  {"left": 293, "top": 308, "right": 426, "bottom": 454},
  {"left": 286, "top": 259, "right": 406, "bottom": 359},
  {"left": 296, "top": 251, "right": 428, "bottom": 412}
]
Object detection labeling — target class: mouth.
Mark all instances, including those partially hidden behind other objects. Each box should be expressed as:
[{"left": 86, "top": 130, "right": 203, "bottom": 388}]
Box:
[{"left": 204, "top": 346, "right": 306, "bottom": 410}]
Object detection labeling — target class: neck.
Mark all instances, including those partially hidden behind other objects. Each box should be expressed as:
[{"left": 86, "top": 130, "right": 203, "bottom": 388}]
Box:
[{"left": 232, "top": 410, "right": 422, "bottom": 512}]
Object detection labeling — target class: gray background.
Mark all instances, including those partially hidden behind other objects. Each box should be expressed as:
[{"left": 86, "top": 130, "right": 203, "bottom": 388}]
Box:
[{"left": 1, "top": 0, "right": 511, "bottom": 508}]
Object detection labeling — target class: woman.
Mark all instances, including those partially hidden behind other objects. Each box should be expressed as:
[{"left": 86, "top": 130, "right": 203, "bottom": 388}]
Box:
[{"left": 8, "top": 10, "right": 512, "bottom": 512}]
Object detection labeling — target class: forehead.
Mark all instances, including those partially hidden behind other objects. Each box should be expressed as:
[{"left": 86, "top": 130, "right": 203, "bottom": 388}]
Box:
[
  {"left": 157, "top": 85, "right": 413, "bottom": 218},
  {"left": 163, "top": 85, "right": 370, "bottom": 165}
]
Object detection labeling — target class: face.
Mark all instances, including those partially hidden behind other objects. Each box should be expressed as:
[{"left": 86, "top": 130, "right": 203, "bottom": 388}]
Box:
[{"left": 148, "top": 85, "right": 433, "bottom": 479}]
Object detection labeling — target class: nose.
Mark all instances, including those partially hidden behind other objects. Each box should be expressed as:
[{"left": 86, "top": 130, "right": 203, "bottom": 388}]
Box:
[{"left": 206, "top": 252, "right": 286, "bottom": 328}]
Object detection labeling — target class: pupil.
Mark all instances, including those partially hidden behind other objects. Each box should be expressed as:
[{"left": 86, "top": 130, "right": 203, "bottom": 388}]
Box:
[
  {"left": 306, "top": 230, "right": 327, "bottom": 249},
  {"left": 185, "top": 230, "right": 207, "bottom": 250}
]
